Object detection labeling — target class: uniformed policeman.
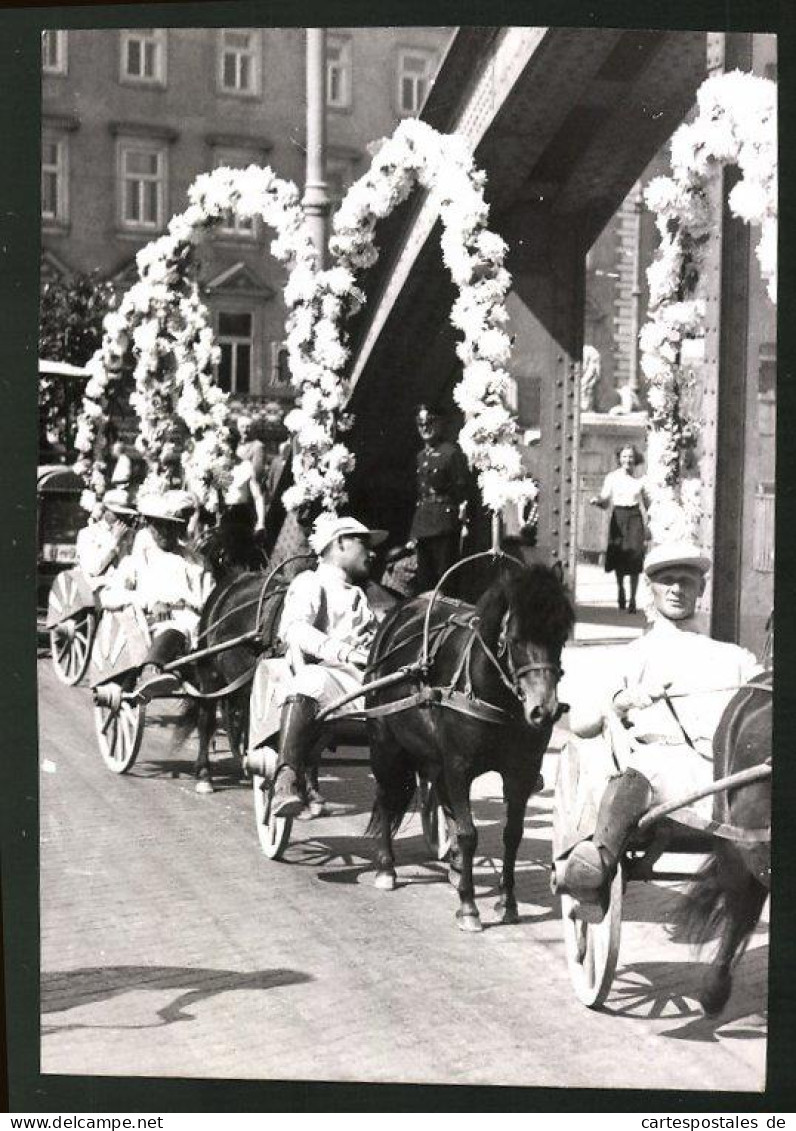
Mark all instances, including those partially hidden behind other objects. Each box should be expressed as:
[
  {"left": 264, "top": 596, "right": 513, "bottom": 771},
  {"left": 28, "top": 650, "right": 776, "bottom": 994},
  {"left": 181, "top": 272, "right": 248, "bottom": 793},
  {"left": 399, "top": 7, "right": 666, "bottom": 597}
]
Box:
[
  {"left": 558, "top": 541, "right": 763, "bottom": 915},
  {"left": 410, "top": 405, "right": 470, "bottom": 591}
]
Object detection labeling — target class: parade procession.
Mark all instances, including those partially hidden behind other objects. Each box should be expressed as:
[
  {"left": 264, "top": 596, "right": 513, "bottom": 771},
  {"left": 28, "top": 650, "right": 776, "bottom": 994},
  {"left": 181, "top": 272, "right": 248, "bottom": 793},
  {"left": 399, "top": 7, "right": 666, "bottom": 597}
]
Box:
[{"left": 32, "top": 24, "right": 776, "bottom": 1095}]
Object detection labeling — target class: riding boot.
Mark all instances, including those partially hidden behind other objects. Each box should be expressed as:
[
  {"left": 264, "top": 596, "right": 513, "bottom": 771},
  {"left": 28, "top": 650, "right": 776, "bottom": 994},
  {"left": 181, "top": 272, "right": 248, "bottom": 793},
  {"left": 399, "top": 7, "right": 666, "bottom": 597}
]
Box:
[
  {"left": 137, "top": 630, "right": 187, "bottom": 701},
  {"left": 562, "top": 769, "right": 653, "bottom": 899},
  {"left": 271, "top": 695, "right": 319, "bottom": 819}
]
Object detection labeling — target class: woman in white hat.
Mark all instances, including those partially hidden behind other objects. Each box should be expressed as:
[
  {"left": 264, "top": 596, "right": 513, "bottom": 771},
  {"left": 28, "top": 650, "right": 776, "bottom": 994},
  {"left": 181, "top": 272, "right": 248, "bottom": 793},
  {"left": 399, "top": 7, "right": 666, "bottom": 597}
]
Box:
[
  {"left": 251, "top": 513, "right": 387, "bottom": 820},
  {"left": 100, "top": 491, "right": 211, "bottom": 675}
]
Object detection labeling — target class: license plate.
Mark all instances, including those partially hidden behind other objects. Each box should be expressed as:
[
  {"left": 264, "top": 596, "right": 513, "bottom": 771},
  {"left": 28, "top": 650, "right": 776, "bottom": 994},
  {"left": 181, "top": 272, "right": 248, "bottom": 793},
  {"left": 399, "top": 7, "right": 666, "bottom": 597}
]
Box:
[{"left": 41, "top": 544, "right": 76, "bottom": 564}]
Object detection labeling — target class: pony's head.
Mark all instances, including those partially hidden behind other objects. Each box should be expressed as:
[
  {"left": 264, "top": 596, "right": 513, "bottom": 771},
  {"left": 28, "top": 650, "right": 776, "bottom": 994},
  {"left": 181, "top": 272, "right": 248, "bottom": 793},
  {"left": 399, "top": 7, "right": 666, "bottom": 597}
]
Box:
[
  {"left": 194, "top": 523, "right": 264, "bottom": 582},
  {"left": 477, "top": 562, "right": 575, "bottom": 730}
]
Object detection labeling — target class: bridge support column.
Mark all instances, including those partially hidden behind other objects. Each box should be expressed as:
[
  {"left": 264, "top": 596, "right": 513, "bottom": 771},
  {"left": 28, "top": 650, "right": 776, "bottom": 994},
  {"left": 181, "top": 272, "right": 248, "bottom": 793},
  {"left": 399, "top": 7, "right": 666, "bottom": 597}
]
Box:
[{"left": 497, "top": 204, "right": 585, "bottom": 576}]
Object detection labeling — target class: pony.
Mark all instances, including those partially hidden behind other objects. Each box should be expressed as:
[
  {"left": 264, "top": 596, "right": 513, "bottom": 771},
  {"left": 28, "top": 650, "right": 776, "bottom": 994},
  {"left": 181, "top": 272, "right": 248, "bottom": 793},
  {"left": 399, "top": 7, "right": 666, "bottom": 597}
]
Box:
[
  {"left": 175, "top": 525, "right": 282, "bottom": 793},
  {"left": 673, "top": 672, "right": 772, "bottom": 1016},
  {"left": 365, "top": 561, "right": 575, "bottom": 931}
]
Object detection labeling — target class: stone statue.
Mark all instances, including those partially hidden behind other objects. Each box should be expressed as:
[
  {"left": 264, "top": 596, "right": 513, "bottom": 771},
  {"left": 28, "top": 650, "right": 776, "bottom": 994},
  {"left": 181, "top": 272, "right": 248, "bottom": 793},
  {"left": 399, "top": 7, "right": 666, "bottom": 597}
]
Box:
[
  {"left": 609, "top": 382, "right": 643, "bottom": 416},
  {"left": 581, "top": 345, "right": 601, "bottom": 412}
]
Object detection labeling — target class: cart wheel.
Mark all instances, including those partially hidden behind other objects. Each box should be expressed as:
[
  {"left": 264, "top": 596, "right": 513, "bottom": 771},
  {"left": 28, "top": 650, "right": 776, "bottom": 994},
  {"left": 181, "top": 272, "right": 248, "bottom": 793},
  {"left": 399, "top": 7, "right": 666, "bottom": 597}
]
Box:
[
  {"left": 560, "top": 867, "right": 623, "bottom": 1009},
  {"left": 418, "top": 776, "right": 452, "bottom": 860},
  {"left": 94, "top": 698, "right": 146, "bottom": 774},
  {"left": 252, "top": 773, "right": 292, "bottom": 860},
  {"left": 50, "top": 610, "right": 96, "bottom": 686}
]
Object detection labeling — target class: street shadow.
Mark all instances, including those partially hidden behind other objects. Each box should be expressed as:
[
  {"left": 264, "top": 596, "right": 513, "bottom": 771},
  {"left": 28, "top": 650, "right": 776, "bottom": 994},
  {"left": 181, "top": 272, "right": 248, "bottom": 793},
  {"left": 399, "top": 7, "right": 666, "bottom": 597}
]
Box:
[
  {"left": 131, "top": 753, "right": 245, "bottom": 791},
  {"left": 41, "top": 965, "right": 312, "bottom": 1034},
  {"left": 601, "top": 946, "right": 768, "bottom": 1042}
]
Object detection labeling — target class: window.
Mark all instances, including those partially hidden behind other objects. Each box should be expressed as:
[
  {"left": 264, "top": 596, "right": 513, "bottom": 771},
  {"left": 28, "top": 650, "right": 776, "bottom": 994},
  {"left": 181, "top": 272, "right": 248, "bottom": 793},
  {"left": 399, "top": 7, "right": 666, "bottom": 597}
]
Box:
[
  {"left": 214, "top": 149, "right": 256, "bottom": 237},
  {"left": 218, "top": 312, "right": 253, "bottom": 393},
  {"left": 41, "top": 136, "right": 68, "bottom": 223},
  {"left": 119, "top": 142, "right": 167, "bottom": 229},
  {"left": 219, "top": 29, "right": 260, "bottom": 95},
  {"left": 42, "top": 30, "right": 67, "bottom": 75},
  {"left": 270, "top": 342, "right": 291, "bottom": 385},
  {"left": 326, "top": 37, "right": 352, "bottom": 109},
  {"left": 121, "top": 29, "right": 166, "bottom": 85},
  {"left": 326, "top": 155, "right": 356, "bottom": 212},
  {"left": 397, "top": 48, "right": 437, "bottom": 115}
]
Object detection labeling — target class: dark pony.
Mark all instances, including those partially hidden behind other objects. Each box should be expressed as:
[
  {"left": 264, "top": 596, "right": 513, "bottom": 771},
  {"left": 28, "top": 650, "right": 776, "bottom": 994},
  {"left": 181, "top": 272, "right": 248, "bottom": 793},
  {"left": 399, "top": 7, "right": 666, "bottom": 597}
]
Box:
[
  {"left": 176, "top": 525, "right": 279, "bottom": 792},
  {"left": 366, "top": 561, "right": 575, "bottom": 931},
  {"left": 673, "top": 673, "right": 772, "bottom": 1015}
]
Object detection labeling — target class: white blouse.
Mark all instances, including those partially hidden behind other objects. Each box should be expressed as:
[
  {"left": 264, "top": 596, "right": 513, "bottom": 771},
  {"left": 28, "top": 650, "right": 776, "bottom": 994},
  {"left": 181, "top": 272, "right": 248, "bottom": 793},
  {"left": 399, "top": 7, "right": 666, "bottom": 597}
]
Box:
[{"left": 599, "top": 468, "right": 647, "bottom": 508}]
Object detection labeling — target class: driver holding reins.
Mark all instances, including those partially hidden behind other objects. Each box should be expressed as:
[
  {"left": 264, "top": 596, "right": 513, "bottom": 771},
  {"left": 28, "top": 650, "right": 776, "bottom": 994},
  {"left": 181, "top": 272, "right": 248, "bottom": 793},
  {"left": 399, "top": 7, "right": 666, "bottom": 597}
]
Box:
[
  {"left": 266, "top": 514, "right": 387, "bottom": 820},
  {"left": 558, "top": 541, "right": 763, "bottom": 917}
]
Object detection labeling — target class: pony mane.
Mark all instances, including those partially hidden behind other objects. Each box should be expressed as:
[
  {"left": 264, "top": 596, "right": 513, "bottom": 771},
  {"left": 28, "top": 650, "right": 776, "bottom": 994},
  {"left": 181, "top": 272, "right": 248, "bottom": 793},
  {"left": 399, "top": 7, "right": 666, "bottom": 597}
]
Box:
[
  {"left": 194, "top": 523, "right": 263, "bottom": 582},
  {"left": 476, "top": 563, "right": 575, "bottom": 653}
]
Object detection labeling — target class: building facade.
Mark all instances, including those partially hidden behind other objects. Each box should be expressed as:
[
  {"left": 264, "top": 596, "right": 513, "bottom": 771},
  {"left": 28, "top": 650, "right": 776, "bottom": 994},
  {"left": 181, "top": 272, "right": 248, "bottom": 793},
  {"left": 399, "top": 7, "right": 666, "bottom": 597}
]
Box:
[{"left": 40, "top": 26, "right": 453, "bottom": 406}]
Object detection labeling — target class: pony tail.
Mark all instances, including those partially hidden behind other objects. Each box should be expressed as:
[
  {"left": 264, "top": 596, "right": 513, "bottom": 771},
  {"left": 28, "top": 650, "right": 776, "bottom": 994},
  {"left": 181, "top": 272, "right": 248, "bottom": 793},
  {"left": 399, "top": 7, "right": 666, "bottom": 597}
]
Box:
[
  {"left": 173, "top": 698, "right": 202, "bottom": 751},
  {"left": 672, "top": 855, "right": 726, "bottom": 946}
]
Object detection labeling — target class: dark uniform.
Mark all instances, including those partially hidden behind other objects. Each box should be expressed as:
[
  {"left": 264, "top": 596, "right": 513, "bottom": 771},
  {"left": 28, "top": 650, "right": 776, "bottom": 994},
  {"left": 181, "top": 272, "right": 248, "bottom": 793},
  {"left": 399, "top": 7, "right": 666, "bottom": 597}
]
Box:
[{"left": 411, "top": 439, "right": 469, "bottom": 591}]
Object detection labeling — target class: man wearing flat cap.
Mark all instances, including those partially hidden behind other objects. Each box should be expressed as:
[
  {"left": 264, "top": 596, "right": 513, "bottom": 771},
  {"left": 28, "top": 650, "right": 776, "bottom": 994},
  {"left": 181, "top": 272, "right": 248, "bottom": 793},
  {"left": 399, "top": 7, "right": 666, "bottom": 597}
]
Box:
[
  {"left": 264, "top": 514, "right": 387, "bottom": 819},
  {"left": 75, "top": 488, "right": 138, "bottom": 587},
  {"left": 558, "top": 540, "right": 763, "bottom": 916},
  {"left": 100, "top": 490, "right": 210, "bottom": 682},
  {"left": 410, "top": 405, "right": 470, "bottom": 591}
]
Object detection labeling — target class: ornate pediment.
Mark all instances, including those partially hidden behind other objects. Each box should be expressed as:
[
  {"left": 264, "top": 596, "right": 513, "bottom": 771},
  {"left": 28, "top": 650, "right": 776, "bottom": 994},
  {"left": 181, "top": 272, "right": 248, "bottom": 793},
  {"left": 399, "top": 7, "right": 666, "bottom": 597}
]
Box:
[
  {"left": 40, "top": 249, "right": 72, "bottom": 283},
  {"left": 204, "top": 261, "right": 275, "bottom": 299}
]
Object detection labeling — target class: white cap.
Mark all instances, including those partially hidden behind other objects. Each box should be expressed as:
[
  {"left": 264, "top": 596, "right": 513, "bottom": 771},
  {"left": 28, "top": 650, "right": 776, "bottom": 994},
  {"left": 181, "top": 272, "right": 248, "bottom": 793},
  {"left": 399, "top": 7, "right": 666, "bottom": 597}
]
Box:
[
  {"left": 138, "top": 490, "right": 196, "bottom": 524},
  {"left": 102, "top": 487, "right": 137, "bottom": 516},
  {"left": 644, "top": 541, "right": 711, "bottom": 578},
  {"left": 309, "top": 514, "right": 388, "bottom": 556}
]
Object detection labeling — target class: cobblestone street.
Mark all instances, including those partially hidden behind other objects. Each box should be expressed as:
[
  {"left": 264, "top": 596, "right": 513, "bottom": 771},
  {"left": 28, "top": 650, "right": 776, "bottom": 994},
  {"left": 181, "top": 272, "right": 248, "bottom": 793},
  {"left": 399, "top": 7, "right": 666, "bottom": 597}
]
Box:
[{"left": 38, "top": 573, "right": 768, "bottom": 1090}]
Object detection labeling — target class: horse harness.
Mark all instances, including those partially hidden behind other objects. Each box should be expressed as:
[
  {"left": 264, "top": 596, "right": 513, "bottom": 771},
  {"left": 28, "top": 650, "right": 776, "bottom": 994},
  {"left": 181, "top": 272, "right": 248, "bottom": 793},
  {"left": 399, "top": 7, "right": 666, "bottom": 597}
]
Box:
[{"left": 320, "top": 609, "right": 564, "bottom": 728}]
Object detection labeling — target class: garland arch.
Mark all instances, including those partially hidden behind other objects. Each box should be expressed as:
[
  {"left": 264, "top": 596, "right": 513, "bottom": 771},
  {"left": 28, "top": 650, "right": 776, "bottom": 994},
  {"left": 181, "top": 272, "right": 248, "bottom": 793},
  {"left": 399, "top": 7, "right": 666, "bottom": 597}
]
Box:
[
  {"left": 284, "top": 117, "right": 537, "bottom": 517},
  {"left": 638, "top": 70, "right": 777, "bottom": 544},
  {"left": 77, "top": 120, "right": 538, "bottom": 520},
  {"left": 75, "top": 166, "right": 319, "bottom": 510}
]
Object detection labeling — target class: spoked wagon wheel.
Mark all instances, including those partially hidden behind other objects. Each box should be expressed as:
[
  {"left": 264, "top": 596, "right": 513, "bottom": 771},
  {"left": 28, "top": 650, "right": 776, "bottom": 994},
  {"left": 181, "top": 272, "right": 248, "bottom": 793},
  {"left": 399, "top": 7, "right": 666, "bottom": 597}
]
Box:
[
  {"left": 418, "top": 776, "right": 452, "bottom": 860},
  {"left": 552, "top": 736, "right": 623, "bottom": 1008},
  {"left": 252, "top": 772, "right": 292, "bottom": 860},
  {"left": 560, "top": 867, "right": 623, "bottom": 1009},
  {"left": 50, "top": 610, "right": 96, "bottom": 686},
  {"left": 94, "top": 696, "right": 146, "bottom": 774}
]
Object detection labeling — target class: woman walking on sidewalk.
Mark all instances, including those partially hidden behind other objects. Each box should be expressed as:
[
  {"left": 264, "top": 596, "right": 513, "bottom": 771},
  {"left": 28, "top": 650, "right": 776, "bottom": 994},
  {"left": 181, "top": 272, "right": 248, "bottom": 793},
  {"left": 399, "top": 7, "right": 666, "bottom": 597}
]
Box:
[{"left": 591, "top": 444, "right": 649, "bottom": 613}]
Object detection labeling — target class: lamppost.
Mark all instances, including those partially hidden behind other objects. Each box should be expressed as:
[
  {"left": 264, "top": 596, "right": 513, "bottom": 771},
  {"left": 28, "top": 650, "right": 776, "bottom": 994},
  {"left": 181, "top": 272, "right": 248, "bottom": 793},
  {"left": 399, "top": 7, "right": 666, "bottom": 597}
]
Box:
[
  {"left": 629, "top": 180, "right": 645, "bottom": 394},
  {"left": 304, "top": 29, "right": 330, "bottom": 269}
]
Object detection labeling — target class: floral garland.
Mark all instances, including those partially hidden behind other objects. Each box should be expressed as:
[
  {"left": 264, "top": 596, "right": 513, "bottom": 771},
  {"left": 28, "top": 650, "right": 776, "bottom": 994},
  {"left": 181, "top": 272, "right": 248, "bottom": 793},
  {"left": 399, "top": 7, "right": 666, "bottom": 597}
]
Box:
[
  {"left": 75, "top": 166, "right": 318, "bottom": 511},
  {"left": 283, "top": 117, "right": 537, "bottom": 517},
  {"left": 639, "top": 70, "right": 777, "bottom": 543}
]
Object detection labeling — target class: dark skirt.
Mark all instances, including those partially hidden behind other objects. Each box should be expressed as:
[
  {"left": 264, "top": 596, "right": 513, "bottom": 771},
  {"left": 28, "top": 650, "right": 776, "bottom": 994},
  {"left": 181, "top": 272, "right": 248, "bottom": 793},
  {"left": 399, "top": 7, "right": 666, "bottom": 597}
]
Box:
[{"left": 605, "top": 505, "right": 645, "bottom": 575}]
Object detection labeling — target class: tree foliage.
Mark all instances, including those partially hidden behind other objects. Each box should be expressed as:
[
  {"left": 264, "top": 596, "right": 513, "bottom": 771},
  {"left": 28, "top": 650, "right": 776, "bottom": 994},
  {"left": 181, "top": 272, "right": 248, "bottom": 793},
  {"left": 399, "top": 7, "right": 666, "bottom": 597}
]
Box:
[
  {"left": 38, "top": 272, "right": 116, "bottom": 458},
  {"left": 39, "top": 271, "right": 116, "bottom": 365}
]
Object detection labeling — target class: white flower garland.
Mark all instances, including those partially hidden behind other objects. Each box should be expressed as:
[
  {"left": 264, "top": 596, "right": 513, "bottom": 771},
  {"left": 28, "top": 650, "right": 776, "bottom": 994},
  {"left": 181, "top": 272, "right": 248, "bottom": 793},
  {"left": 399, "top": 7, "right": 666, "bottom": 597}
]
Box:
[
  {"left": 283, "top": 117, "right": 537, "bottom": 517},
  {"left": 75, "top": 166, "right": 318, "bottom": 511},
  {"left": 640, "top": 71, "right": 777, "bottom": 543}
]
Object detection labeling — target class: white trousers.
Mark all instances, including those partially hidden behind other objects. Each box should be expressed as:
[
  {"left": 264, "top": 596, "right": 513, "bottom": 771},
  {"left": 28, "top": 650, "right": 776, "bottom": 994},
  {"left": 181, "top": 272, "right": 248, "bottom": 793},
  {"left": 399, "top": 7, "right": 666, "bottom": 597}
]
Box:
[{"left": 249, "top": 657, "right": 364, "bottom": 748}]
